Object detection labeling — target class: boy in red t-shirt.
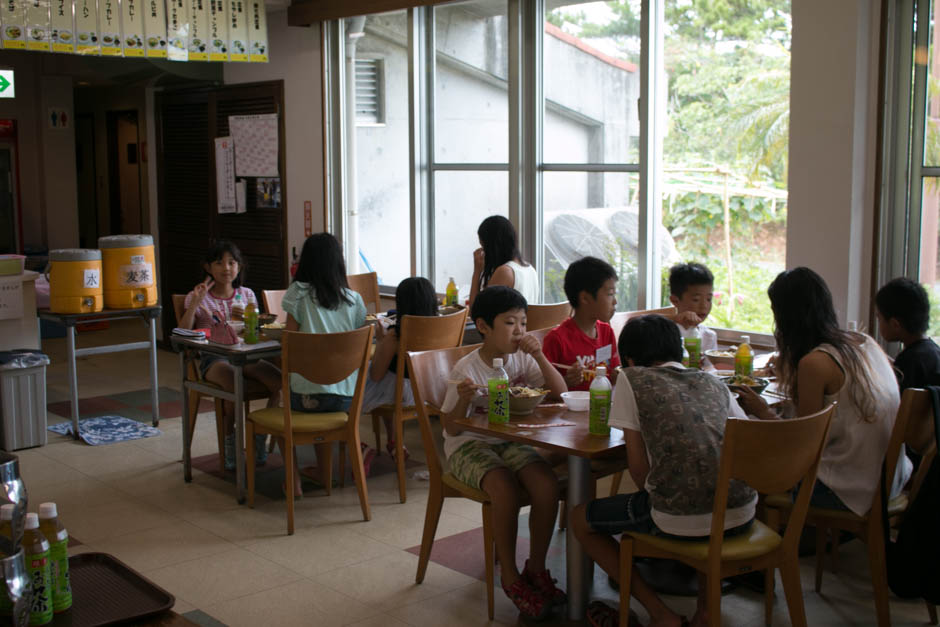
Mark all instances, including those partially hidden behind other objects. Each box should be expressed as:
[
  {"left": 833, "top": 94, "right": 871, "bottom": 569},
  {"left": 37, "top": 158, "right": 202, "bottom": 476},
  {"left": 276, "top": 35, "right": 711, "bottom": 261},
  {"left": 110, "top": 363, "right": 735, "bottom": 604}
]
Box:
[{"left": 543, "top": 256, "right": 620, "bottom": 391}]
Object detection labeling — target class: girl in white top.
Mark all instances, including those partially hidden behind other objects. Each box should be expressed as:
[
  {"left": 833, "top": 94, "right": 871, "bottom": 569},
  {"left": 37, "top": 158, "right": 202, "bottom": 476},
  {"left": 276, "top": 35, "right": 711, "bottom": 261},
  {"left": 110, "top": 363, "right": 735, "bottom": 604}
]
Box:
[
  {"left": 469, "top": 215, "right": 539, "bottom": 307},
  {"left": 737, "top": 267, "right": 911, "bottom": 515}
]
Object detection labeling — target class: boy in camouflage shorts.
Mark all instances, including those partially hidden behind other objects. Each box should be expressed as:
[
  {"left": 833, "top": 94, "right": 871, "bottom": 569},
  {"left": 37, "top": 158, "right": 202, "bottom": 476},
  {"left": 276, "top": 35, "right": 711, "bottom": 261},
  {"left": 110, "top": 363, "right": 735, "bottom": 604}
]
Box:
[{"left": 441, "top": 286, "right": 568, "bottom": 620}]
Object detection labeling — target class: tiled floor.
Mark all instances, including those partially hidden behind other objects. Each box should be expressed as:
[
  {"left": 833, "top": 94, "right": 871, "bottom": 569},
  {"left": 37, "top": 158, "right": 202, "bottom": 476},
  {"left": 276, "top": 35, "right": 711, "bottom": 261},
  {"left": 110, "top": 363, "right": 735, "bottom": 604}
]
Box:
[{"left": 13, "top": 320, "right": 935, "bottom": 625}]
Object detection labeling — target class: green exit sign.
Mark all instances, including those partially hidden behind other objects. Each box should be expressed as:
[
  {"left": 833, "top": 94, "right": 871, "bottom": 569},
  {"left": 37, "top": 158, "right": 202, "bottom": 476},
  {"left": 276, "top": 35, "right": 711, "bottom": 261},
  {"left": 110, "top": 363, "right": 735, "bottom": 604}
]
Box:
[{"left": 0, "top": 71, "right": 14, "bottom": 99}]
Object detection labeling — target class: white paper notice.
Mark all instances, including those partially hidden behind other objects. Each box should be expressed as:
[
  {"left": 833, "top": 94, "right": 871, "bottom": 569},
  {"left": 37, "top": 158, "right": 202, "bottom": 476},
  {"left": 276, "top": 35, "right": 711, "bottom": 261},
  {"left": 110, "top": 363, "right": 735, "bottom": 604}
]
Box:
[
  {"left": 99, "top": 0, "right": 122, "bottom": 56},
  {"left": 166, "top": 0, "right": 188, "bottom": 61},
  {"left": 0, "top": 277, "right": 23, "bottom": 321},
  {"left": 227, "top": 0, "right": 246, "bottom": 61},
  {"left": 75, "top": 0, "right": 100, "bottom": 55},
  {"left": 247, "top": 0, "right": 265, "bottom": 62},
  {"left": 2, "top": 0, "right": 28, "bottom": 50},
  {"left": 229, "top": 113, "right": 278, "bottom": 177},
  {"left": 215, "top": 136, "right": 237, "bottom": 214},
  {"left": 188, "top": 0, "right": 208, "bottom": 60},
  {"left": 235, "top": 179, "right": 246, "bottom": 214},
  {"left": 144, "top": 0, "right": 167, "bottom": 57}
]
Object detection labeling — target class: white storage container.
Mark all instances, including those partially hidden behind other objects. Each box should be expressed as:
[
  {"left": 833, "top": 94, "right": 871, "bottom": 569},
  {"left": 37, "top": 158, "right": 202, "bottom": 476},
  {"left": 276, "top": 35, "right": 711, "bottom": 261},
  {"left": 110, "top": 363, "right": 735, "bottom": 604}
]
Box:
[{"left": 0, "top": 363, "right": 48, "bottom": 451}]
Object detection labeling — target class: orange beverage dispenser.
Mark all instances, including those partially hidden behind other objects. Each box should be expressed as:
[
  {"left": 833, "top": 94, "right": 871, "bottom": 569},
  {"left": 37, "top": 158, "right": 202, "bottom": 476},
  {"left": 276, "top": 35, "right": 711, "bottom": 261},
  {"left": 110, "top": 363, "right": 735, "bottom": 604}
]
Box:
[
  {"left": 48, "top": 249, "right": 104, "bottom": 314},
  {"left": 98, "top": 234, "right": 157, "bottom": 309}
]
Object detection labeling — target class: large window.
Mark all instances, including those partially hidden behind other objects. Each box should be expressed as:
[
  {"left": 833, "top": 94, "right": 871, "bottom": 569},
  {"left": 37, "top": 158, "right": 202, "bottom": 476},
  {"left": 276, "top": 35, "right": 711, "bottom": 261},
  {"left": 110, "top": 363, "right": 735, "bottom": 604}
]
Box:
[{"left": 326, "top": 1, "right": 791, "bottom": 332}]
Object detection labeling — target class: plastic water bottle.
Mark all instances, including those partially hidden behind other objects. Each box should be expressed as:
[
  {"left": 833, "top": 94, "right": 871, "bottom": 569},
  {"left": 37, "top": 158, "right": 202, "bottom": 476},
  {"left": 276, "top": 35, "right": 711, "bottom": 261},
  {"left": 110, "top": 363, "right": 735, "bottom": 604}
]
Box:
[
  {"left": 445, "top": 277, "right": 458, "bottom": 307},
  {"left": 684, "top": 326, "right": 702, "bottom": 369},
  {"left": 232, "top": 292, "right": 245, "bottom": 321},
  {"left": 244, "top": 302, "right": 259, "bottom": 344},
  {"left": 38, "top": 504, "right": 71, "bottom": 613},
  {"left": 589, "top": 365, "right": 612, "bottom": 436},
  {"left": 23, "top": 513, "right": 52, "bottom": 625},
  {"left": 735, "top": 335, "right": 753, "bottom": 377},
  {"left": 487, "top": 358, "right": 510, "bottom": 424}
]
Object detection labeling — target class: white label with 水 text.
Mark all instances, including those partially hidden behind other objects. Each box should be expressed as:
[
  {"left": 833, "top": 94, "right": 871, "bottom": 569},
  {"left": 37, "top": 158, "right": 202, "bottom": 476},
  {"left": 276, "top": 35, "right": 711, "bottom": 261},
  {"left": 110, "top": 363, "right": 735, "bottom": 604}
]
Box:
[
  {"left": 119, "top": 263, "right": 153, "bottom": 287},
  {"left": 83, "top": 269, "right": 100, "bottom": 289}
]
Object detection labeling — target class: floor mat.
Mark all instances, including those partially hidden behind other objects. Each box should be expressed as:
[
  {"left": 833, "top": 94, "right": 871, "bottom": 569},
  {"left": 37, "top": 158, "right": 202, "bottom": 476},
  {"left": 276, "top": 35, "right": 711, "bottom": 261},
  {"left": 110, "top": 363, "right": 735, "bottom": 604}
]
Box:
[{"left": 47, "top": 416, "right": 162, "bottom": 445}]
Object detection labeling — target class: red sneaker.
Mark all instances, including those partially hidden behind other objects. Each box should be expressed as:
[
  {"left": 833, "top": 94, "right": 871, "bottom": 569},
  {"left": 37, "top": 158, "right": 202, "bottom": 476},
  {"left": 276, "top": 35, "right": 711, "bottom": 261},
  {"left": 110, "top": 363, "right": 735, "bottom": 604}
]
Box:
[
  {"left": 502, "top": 577, "right": 551, "bottom": 621},
  {"left": 523, "top": 560, "right": 567, "bottom": 607},
  {"left": 360, "top": 442, "right": 376, "bottom": 477}
]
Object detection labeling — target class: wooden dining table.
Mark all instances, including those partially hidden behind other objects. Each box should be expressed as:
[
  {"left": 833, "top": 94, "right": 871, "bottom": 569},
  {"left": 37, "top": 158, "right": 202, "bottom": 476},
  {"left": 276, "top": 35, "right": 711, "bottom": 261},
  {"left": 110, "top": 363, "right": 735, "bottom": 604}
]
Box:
[{"left": 454, "top": 405, "right": 626, "bottom": 621}]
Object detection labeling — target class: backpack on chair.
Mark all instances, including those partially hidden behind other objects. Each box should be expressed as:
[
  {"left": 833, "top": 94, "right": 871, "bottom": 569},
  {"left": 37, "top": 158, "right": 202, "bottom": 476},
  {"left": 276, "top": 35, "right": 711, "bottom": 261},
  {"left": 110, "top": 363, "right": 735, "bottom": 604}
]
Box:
[{"left": 883, "top": 385, "right": 940, "bottom": 604}]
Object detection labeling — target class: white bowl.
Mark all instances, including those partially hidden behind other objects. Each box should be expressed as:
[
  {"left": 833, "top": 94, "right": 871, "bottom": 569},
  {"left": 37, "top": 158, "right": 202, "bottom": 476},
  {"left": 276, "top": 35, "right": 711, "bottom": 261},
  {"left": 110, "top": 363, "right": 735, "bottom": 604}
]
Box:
[{"left": 561, "top": 391, "right": 590, "bottom": 412}]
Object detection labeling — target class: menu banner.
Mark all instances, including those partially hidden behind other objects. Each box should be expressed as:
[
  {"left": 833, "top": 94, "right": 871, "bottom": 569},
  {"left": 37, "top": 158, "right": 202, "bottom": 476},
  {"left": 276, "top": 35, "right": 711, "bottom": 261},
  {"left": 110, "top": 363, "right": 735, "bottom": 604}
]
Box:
[
  {"left": 121, "top": 0, "right": 142, "bottom": 55},
  {"left": 26, "top": 0, "right": 51, "bottom": 51},
  {"left": 227, "top": 0, "right": 246, "bottom": 61},
  {"left": 187, "top": 0, "right": 206, "bottom": 60},
  {"left": 2, "top": 0, "right": 27, "bottom": 49},
  {"left": 75, "top": 0, "right": 99, "bottom": 54},
  {"left": 165, "top": 0, "right": 187, "bottom": 60},
  {"left": 99, "top": 0, "right": 120, "bottom": 55},
  {"left": 143, "top": 0, "right": 165, "bottom": 57},
  {"left": 51, "top": 0, "right": 75, "bottom": 52},
  {"left": 247, "top": 0, "right": 264, "bottom": 62},
  {"left": 207, "top": 0, "right": 225, "bottom": 60}
]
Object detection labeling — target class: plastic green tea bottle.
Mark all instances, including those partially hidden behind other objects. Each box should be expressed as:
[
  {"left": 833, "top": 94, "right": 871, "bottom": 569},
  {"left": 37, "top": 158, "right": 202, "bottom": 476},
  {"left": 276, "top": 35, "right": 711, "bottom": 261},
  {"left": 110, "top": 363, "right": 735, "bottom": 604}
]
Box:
[
  {"left": 684, "top": 326, "right": 702, "bottom": 369},
  {"left": 23, "top": 513, "right": 52, "bottom": 625},
  {"left": 487, "top": 358, "right": 510, "bottom": 425},
  {"left": 38, "top": 504, "right": 71, "bottom": 613},
  {"left": 244, "top": 302, "right": 259, "bottom": 344},
  {"left": 589, "top": 365, "right": 612, "bottom": 436}
]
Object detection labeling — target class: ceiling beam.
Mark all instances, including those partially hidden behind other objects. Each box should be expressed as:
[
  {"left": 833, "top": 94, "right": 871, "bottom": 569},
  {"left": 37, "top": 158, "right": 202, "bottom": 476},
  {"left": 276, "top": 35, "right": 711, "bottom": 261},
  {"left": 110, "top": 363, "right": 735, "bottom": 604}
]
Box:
[{"left": 288, "top": 0, "right": 442, "bottom": 26}]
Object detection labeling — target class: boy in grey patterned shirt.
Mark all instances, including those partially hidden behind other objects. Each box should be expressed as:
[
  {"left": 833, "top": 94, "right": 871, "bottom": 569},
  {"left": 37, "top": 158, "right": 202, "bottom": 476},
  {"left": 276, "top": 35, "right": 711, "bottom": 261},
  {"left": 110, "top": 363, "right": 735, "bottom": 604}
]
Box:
[{"left": 571, "top": 315, "right": 756, "bottom": 627}]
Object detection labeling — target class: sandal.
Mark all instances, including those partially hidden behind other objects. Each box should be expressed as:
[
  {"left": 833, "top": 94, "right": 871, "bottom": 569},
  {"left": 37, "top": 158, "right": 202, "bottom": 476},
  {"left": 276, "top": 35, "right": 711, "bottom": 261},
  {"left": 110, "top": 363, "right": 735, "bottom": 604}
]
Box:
[
  {"left": 386, "top": 439, "right": 410, "bottom": 461},
  {"left": 586, "top": 601, "right": 642, "bottom": 627},
  {"left": 361, "top": 442, "right": 376, "bottom": 477}
]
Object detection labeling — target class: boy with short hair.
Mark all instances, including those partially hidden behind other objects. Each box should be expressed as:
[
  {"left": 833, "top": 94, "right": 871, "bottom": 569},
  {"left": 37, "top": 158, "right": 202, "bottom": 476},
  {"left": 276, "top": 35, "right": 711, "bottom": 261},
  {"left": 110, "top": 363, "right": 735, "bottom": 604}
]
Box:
[
  {"left": 571, "top": 315, "right": 754, "bottom": 627},
  {"left": 875, "top": 277, "right": 940, "bottom": 390},
  {"left": 543, "top": 256, "right": 621, "bottom": 391},
  {"left": 669, "top": 262, "right": 718, "bottom": 353},
  {"left": 442, "top": 286, "right": 568, "bottom": 620}
]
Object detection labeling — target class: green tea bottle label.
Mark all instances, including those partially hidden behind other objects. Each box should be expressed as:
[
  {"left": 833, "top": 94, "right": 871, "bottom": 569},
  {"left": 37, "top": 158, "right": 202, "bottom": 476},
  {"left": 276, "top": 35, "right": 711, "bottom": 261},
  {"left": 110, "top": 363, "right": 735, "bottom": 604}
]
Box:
[
  {"left": 589, "top": 389, "right": 611, "bottom": 435},
  {"left": 684, "top": 337, "right": 701, "bottom": 369},
  {"left": 27, "top": 551, "right": 52, "bottom": 625},
  {"left": 488, "top": 379, "right": 509, "bottom": 424},
  {"left": 48, "top": 539, "right": 71, "bottom": 612}
]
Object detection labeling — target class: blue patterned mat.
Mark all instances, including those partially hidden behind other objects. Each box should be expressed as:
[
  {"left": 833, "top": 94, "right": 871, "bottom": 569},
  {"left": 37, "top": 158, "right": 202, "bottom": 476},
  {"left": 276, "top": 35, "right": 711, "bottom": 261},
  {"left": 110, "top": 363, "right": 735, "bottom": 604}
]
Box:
[{"left": 47, "top": 416, "right": 161, "bottom": 445}]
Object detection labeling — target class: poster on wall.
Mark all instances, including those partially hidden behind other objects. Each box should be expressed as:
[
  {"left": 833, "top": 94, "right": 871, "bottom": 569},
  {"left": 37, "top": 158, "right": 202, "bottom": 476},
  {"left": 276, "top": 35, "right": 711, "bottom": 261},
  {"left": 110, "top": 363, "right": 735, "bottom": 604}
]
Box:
[
  {"left": 144, "top": 0, "right": 166, "bottom": 57},
  {"left": 247, "top": 0, "right": 265, "bottom": 62},
  {"left": 51, "top": 0, "right": 75, "bottom": 52},
  {"left": 207, "top": 0, "right": 226, "bottom": 60},
  {"left": 227, "top": 0, "right": 246, "bottom": 61},
  {"left": 229, "top": 113, "right": 278, "bottom": 177},
  {"left": 187, "top": 0, "right": 207, "bottom": 60},
  {"left": 99, "top": 0, "right": 121, "bottom": 55},
  {"left": 2, "top": 0, "right": 28, "bottom": 49},
  {"left": 165, "top": 0, "right": 187, "bottom": 61},
  {"left": 26, "top": 0, "right": 51, "bottom": 51},
  {"left": 75, "top": 0, "right": 100, "bottom": 55},
  {"left": 121, "top": 0, "right": 143, "bottom": 55}
]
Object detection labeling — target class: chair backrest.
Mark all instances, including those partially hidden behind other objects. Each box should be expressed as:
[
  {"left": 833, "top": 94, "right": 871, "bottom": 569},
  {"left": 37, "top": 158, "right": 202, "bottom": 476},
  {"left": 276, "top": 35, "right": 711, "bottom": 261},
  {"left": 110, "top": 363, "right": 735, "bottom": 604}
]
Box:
[
  {"left": 171, "top": 294, "right": 186, "bottom": 325},
  {"left": 347, "top": 272, "right": 381, "bottom": 314},
  {"left": 706, "top": 404, "right": 835, "bottom": 566},
  {"left": 527, "top": 326, "right": 551, "bottom": 346},
  {"left": 884, "top": 388, "right": 938, "bottom": 504},
  {"left": 391, "top": 308, "right": 470, "bottom": 408},
  {"left": 262, "top": 289, "right": 287, "bottom": 322},
  {"left": 407, "top": 344, "right": 481, "bottom": 480},
  {"left": 526, "top": 302, "right": 572, "bottom": 332},
  {"left": 281, "top": 326, "right": 374, "bottom": 436},
  {"left": 610, "top": 306, "right": 678, "bottom": 340}
]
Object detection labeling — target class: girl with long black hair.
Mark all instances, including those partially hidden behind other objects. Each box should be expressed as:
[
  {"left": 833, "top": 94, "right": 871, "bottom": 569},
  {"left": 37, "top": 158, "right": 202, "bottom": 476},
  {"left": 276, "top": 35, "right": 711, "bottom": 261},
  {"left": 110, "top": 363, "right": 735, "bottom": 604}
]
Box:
[{"left": 469, "top": 215, "right": 538, "bottom": 307}]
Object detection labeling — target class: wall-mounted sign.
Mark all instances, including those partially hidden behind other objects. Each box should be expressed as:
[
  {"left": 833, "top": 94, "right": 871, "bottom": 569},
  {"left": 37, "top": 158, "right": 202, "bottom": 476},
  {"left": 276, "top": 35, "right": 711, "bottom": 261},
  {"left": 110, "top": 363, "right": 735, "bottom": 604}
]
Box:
[
  {"left": 27, "top": 0, "right": 52, "bottom": 51},
  {"left": 121, "top": 0, "right": 144, "bottom": 56},
  {"left": 0, "top": 71, "right": 15, "bottom": 99},
  {"left": 51, "top": 0, "right": 76, "bottom": 53},
  {"left": 2, "top": 0, "right": 27, "bottom": 49}
]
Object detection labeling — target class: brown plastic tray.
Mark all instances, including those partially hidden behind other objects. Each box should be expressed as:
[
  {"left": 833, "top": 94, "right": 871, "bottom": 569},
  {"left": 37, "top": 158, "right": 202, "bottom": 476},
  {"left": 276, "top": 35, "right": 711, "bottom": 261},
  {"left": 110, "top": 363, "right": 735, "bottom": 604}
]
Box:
[{"left": 50, "top": 552, "right": 175, "bottom": 626}]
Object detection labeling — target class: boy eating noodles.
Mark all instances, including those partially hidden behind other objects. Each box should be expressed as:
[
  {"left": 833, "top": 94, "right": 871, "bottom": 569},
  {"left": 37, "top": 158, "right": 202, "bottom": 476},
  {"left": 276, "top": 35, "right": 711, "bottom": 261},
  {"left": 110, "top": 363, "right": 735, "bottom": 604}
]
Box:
[
  {"left": 669, "top": 262, "right": 718, "bottom": 353},
  {"left": 571, "top": 315, "right": 754, "bottom": 627},
  {"left": 441, "top": 286, "right": 568, "bottom": 620},
  {"left": 543, "top": 256, "right": 621, "bottom": 391},
  {"left": 875, "top": 277, "right": 940, "bottom": 390}
]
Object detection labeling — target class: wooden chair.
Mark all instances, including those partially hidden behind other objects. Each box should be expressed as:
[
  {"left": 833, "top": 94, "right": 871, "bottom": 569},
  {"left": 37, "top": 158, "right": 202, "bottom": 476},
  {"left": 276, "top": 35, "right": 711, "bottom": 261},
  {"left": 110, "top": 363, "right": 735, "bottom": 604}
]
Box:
[
  {"left": 618, "top": 404, "right": 835, "bottom": 627},
  {"left": 408, "top": 344, "right": 569, "bottom": 619},
  {"left": 246, "top": 326, "right": 374, "bottom": 535},
  {"left": 261, "top": 289, "right": 287, "bottom": 323},
  {"left": 369, "top": 308, "right": 469, "bottom": 503},
  {"left": 171, "top": 294, "right": 270, "bottom": 471},
  {"left": 765, "top": 388, "right": 939, "bottom": 627},
  {"left": 347, "top": 272, "right": 381, "bottom": 314},
  {"left": 609, "top": 305, "right": 678, "bottom": 341},
  {"left": 526, "top": 302, "right": 571, "bottom": 331}
]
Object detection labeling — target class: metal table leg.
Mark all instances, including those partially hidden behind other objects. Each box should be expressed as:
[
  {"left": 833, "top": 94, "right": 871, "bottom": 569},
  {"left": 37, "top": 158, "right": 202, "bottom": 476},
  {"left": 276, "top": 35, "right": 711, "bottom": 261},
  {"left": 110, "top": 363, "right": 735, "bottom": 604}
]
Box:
[
  {"left": 566, "top": 455, "right": 592, "bottom": 621},
  {"left": 65, "top": 325, "right": 80, "bottom": 440},
  {"left": 233, "top": 365, "right": 246, "bottom": 504},
  {"left": 180, "top": 351, "right": 192, "bottom": 483},
  {"left": 148, "top": 316, "right": 160, "bottom": 426}
]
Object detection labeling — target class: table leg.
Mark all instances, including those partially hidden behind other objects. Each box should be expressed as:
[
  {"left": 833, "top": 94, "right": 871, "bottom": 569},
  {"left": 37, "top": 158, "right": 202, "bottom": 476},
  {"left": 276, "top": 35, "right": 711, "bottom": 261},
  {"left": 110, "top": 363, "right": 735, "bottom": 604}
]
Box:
[
  {"left": 566, "top": 455, "right": 592, "bottom": 621},
  {"left": 180, "top": 351, "right": 192, "bottom": 483},
  {"left": 65, "top": 325, "right": 80, "bottom": 440},
  {"left": 148, "top": 317, "right": 159, "bottom": 426},
  {"left": 233, "top": 365, "right": 246, "bottom": 504}
]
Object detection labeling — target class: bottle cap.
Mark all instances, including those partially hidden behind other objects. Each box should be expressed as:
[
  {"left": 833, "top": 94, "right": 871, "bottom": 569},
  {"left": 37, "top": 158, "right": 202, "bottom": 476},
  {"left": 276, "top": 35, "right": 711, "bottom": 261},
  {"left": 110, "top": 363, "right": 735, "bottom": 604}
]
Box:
[
  {"left": 0, "top": 504, "right": 14, "bottom": 521},
  {"left": 25, "top": 513, "right": 38, "bottom": 530},
  {"left": 596, "top": 365, "right": 607, "bottom": 377},
  {"left": 848, "top": 321, "right": 858, "bottom": 331},
  {"left": 449, "top": 276, "right": 455, "bottom": 282},
  {"left": 39, "top": 503, "right": 57, "bottom": 519},
  {"left": 493, "top": 358, "right": 503, "bottom": 369},
  {"left": 741, "top": 335, "right": 750, "bottom": 344}
]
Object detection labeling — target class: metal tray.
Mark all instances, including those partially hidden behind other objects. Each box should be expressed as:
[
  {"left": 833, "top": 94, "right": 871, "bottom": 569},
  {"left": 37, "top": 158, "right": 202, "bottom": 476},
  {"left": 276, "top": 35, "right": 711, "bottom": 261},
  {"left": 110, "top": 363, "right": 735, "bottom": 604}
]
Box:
[{"left": 51, "top": 552, "right": 175, "bottom": 626}]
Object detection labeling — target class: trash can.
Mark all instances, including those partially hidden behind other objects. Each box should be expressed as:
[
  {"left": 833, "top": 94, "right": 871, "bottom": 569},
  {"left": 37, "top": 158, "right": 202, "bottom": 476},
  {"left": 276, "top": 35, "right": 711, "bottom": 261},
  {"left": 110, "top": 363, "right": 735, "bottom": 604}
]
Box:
[{"left": 0, "top": 350, "right": 50, "bottom": 451}]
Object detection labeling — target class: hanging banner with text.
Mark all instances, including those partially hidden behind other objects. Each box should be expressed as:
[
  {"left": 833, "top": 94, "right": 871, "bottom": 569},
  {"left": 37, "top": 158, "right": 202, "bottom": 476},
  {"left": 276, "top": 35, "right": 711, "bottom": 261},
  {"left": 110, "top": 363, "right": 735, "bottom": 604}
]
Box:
[{"left": 1, "top": 0, "right": 266, "bottom": 61}]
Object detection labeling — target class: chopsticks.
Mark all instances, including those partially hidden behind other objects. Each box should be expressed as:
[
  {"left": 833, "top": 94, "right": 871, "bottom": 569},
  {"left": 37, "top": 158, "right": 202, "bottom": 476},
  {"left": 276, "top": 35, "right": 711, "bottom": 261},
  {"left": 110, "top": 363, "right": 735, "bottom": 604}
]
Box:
[
  {"left": 551, "top": 362, "right": 597, "bottom": 375},
  {"left": 444, "top": 379, "right": 485, "bottom": 389}
]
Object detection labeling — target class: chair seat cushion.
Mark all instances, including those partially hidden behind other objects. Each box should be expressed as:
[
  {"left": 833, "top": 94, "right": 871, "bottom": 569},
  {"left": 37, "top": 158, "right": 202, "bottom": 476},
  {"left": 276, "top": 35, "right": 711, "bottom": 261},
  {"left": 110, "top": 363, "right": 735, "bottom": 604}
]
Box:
[
  {"left": 626, "top": 519, "right": 781, "bottom": 562},
  {"left": 248, "top": 407, "right": 348, "bottom": 433},
  {"left": 764, "top": 492, "right": 909, "bottom": 521}
]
